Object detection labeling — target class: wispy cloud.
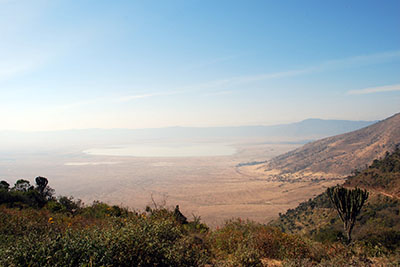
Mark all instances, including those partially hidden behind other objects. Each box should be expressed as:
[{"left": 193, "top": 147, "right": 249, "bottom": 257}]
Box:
[
  {"left": 225, "top": 50, "right": 400, "bottom": 86},
  {"left": 117, "top": 91, "right": 181, "bottom": 102},
  {"left": 180, "top": 50, "right": 400, "bottom": 91},
  {"left": 0, "top": 56, "right": 48, "bottom": 81},
  {"left": 183, "top": 55, "right": 238, "bottom": 71},
  {"left": 0, "top": 62, "right": 33, "bottom": 81},
  {"left": 318, "top": 50, "right": 400, "bottom": 70},
  {"left": 204, "top": 90, "right": 233, "bottom": 96},
  {"left": 347, "top": 84, "right": 400, "bottom": 95},
  {"left": 57, "top": 90, "right": 178, "bottom": 108},
  {"left": 118, "top": 93, "right": 162, "bottom": 101},
  {"left": 54, "top": 97, "right": 107, "bottom": 110},
  {"left": 41, "top": 49, "right": 400, "bottom": 109}
]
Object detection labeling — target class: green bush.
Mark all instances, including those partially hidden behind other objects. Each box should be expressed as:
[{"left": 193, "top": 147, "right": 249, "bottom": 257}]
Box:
[
  {"left": 209, "top": 219, "right": 317, "bottom": 264},
  {"left": 0, "top": 207, "right": 210, "bottom": 267}
]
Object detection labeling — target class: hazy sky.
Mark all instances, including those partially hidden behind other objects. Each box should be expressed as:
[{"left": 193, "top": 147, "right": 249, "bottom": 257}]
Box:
[{"left": 1, "top": 0, "right": 399, "bottom": 131}]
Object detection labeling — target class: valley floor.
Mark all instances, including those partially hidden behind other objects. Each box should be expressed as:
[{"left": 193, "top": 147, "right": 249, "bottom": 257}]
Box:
[{"left": 0, "top": 141, "right": 343, "bottom": 226}]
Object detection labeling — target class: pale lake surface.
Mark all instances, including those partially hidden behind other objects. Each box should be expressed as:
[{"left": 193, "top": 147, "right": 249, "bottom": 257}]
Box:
[{"left": 83, "top": 143, "right": 237, "bottom": 157}]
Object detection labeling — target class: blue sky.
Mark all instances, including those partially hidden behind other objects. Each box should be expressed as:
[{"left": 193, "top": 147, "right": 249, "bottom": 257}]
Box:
[{"left": 0, "top": 0, "right": 399, "bottom": 131}]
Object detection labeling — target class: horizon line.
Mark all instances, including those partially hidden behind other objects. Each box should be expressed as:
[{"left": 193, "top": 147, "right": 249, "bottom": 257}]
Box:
[{"left": 0, "top": 117, "right": 380, "bottom": 133}]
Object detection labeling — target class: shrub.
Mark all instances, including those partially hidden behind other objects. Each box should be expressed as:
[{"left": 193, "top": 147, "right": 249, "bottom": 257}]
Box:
[
  {"left": 0, "top": 207, "right": 211, "bottom": 267},
  {"left": 210, "top": 219, "right": 316, "bottom": 264}
]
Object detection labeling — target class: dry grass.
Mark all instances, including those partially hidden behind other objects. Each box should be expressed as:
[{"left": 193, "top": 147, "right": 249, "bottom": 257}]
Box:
[{"left": 0, "top": 142, "right": 337, "bottom": 226}]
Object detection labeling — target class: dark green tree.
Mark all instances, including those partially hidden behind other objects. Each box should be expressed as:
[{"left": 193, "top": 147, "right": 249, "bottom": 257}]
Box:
[
  {"left": 35, "top": 176, "right": 54, "bottom": 201},
  {"left": 0, "top": 180, "right": 10, "bottom": 190},
  {"left": 35, "top": 176, "right": 48, "bottom": 194},
  {"left": 326, "top": 186, "right": 369, "bottom": 243},
  {"left": 13, "top": 179, "right": 33, "bottom": 192},
  {"left": 173, "top": 205, "right": 188, "bottom": 224}
]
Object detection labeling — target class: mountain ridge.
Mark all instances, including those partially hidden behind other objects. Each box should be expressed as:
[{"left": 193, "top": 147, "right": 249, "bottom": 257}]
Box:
[
  {"left": 0, "top": 118, "right": 376, "bottom": 135},
  {"left": 0, "top": 118, "right": 376, "bottom": 151},
  {"left": 249, "top": 113, "right": 400, "bottom": 180}
]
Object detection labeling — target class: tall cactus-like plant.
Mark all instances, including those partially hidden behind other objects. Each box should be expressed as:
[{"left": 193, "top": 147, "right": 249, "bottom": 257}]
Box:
[{"left": 326, "top": 186, "right": 369, "bottom": 243}]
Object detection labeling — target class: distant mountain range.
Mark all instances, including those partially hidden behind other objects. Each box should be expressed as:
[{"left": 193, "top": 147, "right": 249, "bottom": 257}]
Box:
[
  {"left": 257, "top": 113, "right": 400, "bottom": 178},
  {"left": 0, "top": 118, "right": 375, "bottom": 151}
]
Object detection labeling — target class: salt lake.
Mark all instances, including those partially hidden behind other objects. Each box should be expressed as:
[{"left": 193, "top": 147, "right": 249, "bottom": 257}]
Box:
[{"left": 83, "top": 143, "right": 236, "bottom": 157}]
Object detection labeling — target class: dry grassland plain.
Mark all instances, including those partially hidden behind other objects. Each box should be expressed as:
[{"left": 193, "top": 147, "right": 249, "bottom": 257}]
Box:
[{"left": 0, "top": 140, "right": 342, "bottom": 226}]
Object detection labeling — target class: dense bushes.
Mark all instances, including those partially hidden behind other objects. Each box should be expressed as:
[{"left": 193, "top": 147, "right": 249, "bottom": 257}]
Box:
[
  {"left": 1, "top": 202, "right": 399, "bottom": 266},
  {"left": 209, "top": 219, "right": 322, "bottom": 266},
  {"left": 0, "top": 177, "right": 215, "bottom": 266},
  {"left": 0, "top": 203, "right": 354, "bottom": 267},
  {"left": 0, "top": 205, "right": 210, "bottom": 267},
  {"left": 0, "top": 177, "right": 54, "bottom": 208}
]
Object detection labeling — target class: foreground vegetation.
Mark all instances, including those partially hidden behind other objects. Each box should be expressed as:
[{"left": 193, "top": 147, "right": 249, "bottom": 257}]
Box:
[
  {"left": 273, "top": 147, "right": 400, "bottom": 265},
  {"left": 1, "top": 147, "right": 399, "bottom": 266},
  {"left": 2, "top": 203, "right": 396, "bottom": 266}
]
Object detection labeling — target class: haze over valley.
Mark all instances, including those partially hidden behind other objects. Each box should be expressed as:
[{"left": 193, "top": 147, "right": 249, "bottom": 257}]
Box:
[{"left": 0, "top": 117, "right": 386, "bottom": 225}]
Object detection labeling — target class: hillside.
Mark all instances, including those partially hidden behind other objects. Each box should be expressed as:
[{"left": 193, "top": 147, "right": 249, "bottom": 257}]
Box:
[
  {"left": 245, "top": 113, "right": 400, "bottom": 181},
  {"left": 344, "top": 147, "right": 400, "bottom": 198},
  {"left": 273, "top": 148, "right": 400, "bottom": 253}
]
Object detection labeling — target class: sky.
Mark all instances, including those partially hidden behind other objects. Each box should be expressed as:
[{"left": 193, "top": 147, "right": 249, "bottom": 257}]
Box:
[{"left": 0, "top": 0, "right": 399, "bottom": 131}]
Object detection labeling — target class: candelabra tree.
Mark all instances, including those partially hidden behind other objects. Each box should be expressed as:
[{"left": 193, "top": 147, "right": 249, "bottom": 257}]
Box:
[{"left": 326, "top": 186, "right": 369, "bottom": 243}]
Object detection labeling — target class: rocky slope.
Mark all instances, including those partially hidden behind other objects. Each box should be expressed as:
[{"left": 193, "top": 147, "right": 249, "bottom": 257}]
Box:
[{"left": 253, "top": 113, "right": 400, "bottom": 180}]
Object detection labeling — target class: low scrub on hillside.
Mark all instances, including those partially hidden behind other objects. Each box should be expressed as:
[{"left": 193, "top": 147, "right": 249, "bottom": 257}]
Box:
[
  {"left": 345, "top": 146, "right": 400, "bottom": 197},
  {"left": 0, "top": 203, "right": 211, "bottom": 266},
  {"left": 274, "top": 192, "right": 400, "bottom": 252},
  {"left": 273, "top": 148, "right": 400, "bottom": 263},
  {"left": 1, "top": 185, "right": 398, "bottom": 266},
  {"left": 1, "top": 203, "right": 389, "bottom": 267}
]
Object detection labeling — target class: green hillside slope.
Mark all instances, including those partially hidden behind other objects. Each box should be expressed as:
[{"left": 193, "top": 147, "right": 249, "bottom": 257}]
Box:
[
  {"left": 344, "top": 146, "right": 400, "bottom": 198},
  {"left": 273, "top": 148, "right": 400, "bottom": 254}
]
